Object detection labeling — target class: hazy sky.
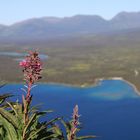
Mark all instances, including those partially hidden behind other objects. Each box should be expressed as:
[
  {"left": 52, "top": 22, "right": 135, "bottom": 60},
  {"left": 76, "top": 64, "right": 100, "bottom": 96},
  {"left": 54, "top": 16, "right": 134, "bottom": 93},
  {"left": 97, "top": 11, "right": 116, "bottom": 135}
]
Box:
[{"left": 0, "top": 0, "right": 140, "bottom": 25}]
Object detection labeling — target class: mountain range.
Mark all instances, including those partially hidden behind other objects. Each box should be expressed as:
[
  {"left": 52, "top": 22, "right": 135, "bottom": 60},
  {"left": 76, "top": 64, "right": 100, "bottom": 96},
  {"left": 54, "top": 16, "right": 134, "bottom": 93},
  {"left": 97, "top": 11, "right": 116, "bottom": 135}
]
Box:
[{"left": 0, "top": 11, "right": 140, "bottom": 41}]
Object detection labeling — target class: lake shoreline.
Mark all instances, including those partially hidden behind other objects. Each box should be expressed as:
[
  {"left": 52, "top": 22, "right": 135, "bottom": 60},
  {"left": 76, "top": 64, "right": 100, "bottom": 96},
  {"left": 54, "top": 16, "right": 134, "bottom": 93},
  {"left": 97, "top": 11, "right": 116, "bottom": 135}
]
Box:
[
  {"left": 96, "top": 77, "right": 140, "bottom": 96},
  {"left": 3, "top": 77, "right": 140, "bottom": 96},
  {"left": 47, "top": 77, "right": 140, "bottom": 96}
]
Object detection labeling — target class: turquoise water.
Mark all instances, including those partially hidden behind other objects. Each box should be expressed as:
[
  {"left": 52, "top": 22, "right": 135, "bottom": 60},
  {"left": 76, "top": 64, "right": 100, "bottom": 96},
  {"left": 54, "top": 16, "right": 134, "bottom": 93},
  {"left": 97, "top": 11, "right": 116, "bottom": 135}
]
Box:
[
  {"left": 0, "top": 80, "right": 140, "bottom": 140},
  {"left": 0, "top": 52, "right": 48, "bottom": 60}
]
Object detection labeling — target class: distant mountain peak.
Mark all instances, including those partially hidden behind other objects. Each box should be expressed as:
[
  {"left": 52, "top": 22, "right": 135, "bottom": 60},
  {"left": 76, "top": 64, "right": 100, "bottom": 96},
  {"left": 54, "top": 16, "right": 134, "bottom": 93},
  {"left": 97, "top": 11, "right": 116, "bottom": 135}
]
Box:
[
  {"left": 1, "top": 11, "right": 140, "bottom": 41},
  {"left": 112, "top": 11, "right": 140, "bottom": 21},
  {"left": 69, "top": 14, "right": 106, "bottom": 21}
]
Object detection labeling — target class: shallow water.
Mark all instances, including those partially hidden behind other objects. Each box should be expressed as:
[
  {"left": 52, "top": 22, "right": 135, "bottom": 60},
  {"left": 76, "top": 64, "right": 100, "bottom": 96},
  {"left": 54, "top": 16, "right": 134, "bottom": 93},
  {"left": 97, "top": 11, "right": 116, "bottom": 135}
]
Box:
[
  {"left": 0, "top": 51, "right": 48, "bottom": 60},
  {"left": 0, "top": 80, "right": 140, "bottom": 140}
]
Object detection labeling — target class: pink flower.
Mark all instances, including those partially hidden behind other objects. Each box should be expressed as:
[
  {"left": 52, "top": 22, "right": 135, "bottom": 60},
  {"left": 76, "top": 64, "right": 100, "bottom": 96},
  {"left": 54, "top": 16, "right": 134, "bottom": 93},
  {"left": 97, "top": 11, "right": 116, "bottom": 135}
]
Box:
[
  {"left": 19, "top": 60, "right": 28, "bottom": 67},
  {"left": 19, "top": 51, "right": 42, "bottom": 84}
]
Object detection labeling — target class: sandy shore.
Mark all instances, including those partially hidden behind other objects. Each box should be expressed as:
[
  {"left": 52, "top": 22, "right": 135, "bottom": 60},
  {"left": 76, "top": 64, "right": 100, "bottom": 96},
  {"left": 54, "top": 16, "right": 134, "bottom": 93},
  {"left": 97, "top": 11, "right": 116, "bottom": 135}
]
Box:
[{"left": 121, "top": 79, "right": 140, "bottom": 96}]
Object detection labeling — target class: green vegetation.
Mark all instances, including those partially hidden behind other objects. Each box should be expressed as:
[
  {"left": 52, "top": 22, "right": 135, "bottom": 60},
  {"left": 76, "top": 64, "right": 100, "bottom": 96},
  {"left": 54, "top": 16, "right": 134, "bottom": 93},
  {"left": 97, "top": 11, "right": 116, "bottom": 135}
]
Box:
[{"left": 0, "top": 39, "right": 140, "bottom": 92}]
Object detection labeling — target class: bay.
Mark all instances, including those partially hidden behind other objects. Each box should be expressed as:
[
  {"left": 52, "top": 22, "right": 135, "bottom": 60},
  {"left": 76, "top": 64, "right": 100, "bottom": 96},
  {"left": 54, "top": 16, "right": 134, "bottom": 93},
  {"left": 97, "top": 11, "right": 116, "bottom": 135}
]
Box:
[{"left": 0, "top": 79, "right": 140, "bottom": 140}]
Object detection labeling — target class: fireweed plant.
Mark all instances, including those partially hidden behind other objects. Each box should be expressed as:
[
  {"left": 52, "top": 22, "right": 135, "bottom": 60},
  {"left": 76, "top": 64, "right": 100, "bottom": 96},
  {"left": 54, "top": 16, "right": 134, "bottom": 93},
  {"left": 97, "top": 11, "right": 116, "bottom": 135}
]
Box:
[
  {"left": 19, "top": 51, "right": 42, "bottom": 125},
  {"left": 0, "top": 51, "right": 95, "bottom": 140},
  {"left": 67, "top": 105, "right": 80, "bottom": 140}
]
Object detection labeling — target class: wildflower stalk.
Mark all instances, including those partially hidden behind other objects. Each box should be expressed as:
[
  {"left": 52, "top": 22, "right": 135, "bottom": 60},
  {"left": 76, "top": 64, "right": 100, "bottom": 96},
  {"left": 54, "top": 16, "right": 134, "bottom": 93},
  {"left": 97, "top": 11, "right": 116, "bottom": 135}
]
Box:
[
  {"left": 68, "top": 105, "right": 80, "bottom": 140},
  {"left": 19, "top": 51, "right": 42, "bottom": 126}
]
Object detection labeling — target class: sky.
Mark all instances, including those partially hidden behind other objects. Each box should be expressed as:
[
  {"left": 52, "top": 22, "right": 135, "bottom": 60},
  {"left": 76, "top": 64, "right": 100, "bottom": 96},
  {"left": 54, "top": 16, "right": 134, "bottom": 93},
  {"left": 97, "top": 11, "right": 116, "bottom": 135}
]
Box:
[{"left": 0, "top": 0, "right": 140, "bottom": 25}]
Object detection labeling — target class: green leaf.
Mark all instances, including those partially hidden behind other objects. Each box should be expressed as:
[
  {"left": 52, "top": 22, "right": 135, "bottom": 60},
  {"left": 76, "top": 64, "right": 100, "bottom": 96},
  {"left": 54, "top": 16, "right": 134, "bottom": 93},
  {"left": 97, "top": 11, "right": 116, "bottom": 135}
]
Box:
[
  {"left": 53, "top": 125, "right": 63, "bottom": 136},
  {"left": 27, "top": 125, "right": 46, "bottom": 140},
  {"left": 46, "top": 117, "right": 61, "bottom": 126},
  {"left": 61, "top": 120, "right": 71, "bottom": 134},
  {"left": 0, "top": 108, "right": 18, "bottom": 128},
  {"left": 23, "top": 113, "right": 37, "bottom": 138},
  {"left": 0, "top": 94, "right": 12, "bottom": 105},
  {"left": 0, "top": 114, "right": 21, "bottom": 140},
  {"left": 6, "top": 102, "right": 18, "bottom": 116}
]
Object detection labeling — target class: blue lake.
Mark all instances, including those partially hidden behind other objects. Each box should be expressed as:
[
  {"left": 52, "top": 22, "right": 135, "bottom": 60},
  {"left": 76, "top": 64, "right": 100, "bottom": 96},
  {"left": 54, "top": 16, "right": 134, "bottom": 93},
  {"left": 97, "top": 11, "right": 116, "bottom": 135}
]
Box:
[{"left": 0, "top": 80, "right": 140, "bottom": 140}]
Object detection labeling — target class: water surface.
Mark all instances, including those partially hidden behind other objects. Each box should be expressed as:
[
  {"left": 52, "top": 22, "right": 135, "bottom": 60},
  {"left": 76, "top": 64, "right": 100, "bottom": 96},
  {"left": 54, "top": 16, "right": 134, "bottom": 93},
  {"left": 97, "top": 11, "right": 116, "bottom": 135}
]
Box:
[
  {"left": 0, "top": 51, "right": 48, "bottom": 60},
  {"left": 0, "top": 80, "right": 140, "bottom": 140}
]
